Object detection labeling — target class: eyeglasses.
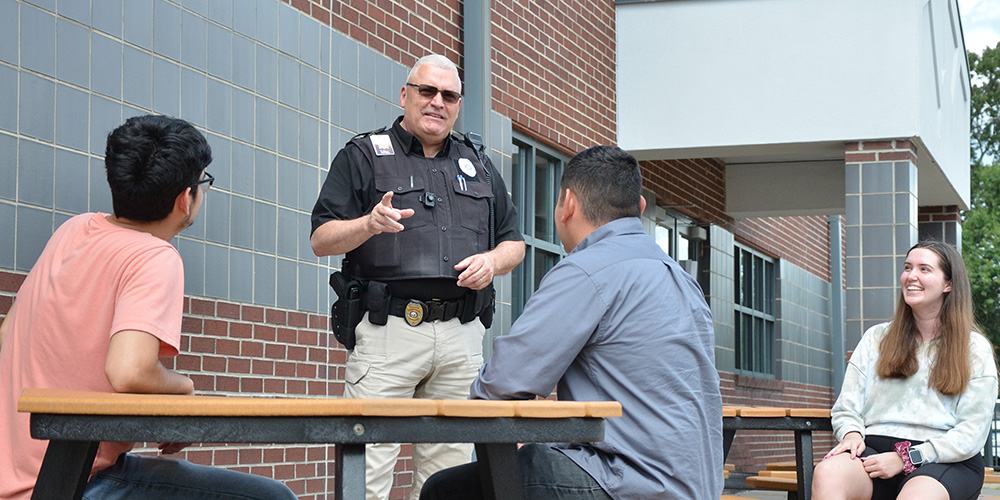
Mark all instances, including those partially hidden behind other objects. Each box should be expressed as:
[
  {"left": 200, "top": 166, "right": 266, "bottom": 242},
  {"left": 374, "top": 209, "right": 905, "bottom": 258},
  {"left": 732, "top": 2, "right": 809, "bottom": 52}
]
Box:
[
  {"left": 406, "top": 83, "right": 462, "bottom": 105},
  {"left": 192, "top": 171, "right": 214, "bottom": 192}
]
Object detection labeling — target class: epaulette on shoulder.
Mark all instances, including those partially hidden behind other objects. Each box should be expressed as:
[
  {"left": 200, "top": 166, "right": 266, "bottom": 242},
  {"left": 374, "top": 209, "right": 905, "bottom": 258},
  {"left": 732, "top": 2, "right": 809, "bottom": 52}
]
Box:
[{"left": 352, "top": 126, "right": 388, "bottom": 141}]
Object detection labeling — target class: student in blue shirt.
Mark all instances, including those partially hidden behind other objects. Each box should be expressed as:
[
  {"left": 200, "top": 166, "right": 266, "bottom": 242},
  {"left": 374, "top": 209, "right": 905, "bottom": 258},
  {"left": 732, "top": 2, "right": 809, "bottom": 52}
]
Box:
[{"left": 420, "top": 145, "right": 724, "bottom": 500}]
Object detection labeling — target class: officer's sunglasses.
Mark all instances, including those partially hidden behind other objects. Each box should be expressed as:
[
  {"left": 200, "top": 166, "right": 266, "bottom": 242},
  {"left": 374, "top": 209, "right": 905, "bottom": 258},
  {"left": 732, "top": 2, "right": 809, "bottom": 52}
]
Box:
[{"left": 406, "top": 83, "right": 462, "bottom": 105}]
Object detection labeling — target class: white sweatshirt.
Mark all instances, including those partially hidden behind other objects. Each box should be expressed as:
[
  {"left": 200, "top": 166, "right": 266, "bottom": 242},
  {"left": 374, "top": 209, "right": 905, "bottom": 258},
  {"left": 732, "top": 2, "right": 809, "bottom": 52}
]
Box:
[{"left": 832, "top": 322, "right": 998, "bottom": 463}]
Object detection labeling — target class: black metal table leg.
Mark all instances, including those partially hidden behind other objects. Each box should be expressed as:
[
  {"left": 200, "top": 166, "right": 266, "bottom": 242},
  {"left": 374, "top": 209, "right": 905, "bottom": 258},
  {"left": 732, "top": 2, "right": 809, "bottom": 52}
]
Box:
[
  {"left": 475, "top": 443, "right": 523, "bottom": 500},
  {"left": 723, "top": 429, "right": 736, "bottom": 459},
  {"left": 30, "top": 439, "right": 99, "bottom": 500},
  {"left": 794, "top": 430, "right": 813, "bottom": 500},
  {"left": 335, "top": 443, "right": 367, "bottom": 500}
]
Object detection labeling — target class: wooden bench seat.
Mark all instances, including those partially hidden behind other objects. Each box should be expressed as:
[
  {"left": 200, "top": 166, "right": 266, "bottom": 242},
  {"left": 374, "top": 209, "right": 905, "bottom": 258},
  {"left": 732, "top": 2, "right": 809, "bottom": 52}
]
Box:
[
  {"left": 766, "top": 460, "right": 819, "bottom": 471},
  {"left": 746, "top": 470, "right": 799, "bottom": 500},
  {"left": 758, "top": 470, "right": 797, "bottom": 479},
  {"left": 746, "top": 474, "right": 798, "bottom": 491}
]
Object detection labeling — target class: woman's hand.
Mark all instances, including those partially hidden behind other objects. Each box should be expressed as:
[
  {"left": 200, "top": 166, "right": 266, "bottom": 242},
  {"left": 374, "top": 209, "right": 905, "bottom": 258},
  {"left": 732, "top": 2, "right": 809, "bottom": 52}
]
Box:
[
  {"left": 860, "top": 451, "right": 904, "bottom": 479},
  {"left": 823, "top": 431, "right": 866, "bottom": 460}
]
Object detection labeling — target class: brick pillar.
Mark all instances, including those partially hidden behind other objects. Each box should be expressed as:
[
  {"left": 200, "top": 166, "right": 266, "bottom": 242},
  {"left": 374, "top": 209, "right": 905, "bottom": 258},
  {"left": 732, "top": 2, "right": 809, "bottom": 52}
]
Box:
[
  {"left": 918, "top": 205, "right": 962, "bottom": 250},
  {"left": 844, "top": 140, "right": 918, "bottom": 348}
]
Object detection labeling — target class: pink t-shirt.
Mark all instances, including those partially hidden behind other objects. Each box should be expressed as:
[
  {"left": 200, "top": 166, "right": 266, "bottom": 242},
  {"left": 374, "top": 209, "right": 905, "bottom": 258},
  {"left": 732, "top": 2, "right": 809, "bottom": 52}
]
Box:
[{"left": 0, "top": 213, "right": 184, "bottom": 500}]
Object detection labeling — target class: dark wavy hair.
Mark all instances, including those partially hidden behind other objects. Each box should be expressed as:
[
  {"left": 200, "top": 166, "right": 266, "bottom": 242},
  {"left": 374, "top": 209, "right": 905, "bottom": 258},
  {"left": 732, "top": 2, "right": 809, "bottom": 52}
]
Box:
[
  {"left": 105, "top": 115, "right": 212, "bottom": 221},
  {"left": 559, "top": 145, "right": 643, "bottom": 226},
  {"left": 876, "top": 240, "right": 987, "bottom": 395}
]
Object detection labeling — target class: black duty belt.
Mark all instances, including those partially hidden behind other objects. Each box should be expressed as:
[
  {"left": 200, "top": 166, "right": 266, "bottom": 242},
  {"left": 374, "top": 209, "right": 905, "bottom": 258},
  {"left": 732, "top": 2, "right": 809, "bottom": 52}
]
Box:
[{"left": 387, "top": 296, "right": 465, "bottom": 327}]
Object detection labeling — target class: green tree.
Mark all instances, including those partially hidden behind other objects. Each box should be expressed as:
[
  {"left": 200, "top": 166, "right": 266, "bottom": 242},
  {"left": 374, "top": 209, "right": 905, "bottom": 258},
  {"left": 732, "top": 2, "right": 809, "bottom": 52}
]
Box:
[{"left": 963, "top": 42, "right": 1000, "bottom": 347}]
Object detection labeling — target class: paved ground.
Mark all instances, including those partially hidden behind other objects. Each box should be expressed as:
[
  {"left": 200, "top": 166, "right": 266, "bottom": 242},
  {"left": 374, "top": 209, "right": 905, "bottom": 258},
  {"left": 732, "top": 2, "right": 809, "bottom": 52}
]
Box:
[{"left": 981, "top": 483, "right": 1000, "bottom": 499}]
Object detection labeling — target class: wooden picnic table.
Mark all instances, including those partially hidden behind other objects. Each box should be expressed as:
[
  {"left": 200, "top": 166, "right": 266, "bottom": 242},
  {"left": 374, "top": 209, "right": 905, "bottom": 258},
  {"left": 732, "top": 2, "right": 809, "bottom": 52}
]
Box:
[
  {"left": 19, "top": 388, "right": 621, "bottom": 500},
  {"left": 723, "top": 406, "right": 832, "bottom": 500}
]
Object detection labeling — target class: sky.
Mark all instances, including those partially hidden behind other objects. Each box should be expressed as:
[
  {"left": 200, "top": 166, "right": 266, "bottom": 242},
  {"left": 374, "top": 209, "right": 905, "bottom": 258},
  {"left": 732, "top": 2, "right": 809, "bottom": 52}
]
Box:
[{"left": 959, "top": 0, "right": 1000, "bottom": 55}]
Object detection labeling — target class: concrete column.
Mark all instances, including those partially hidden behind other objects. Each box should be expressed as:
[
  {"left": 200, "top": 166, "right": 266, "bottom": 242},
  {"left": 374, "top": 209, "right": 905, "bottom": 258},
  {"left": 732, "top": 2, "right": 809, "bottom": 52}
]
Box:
[{"left": 844, "top": 139, "right": 918, "bottom": 348}]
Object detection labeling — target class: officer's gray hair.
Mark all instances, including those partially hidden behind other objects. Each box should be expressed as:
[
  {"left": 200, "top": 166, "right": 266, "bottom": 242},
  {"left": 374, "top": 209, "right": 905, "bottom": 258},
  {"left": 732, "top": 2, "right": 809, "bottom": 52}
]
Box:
[{"left": 407, "top": 54, "right": 463, "bottom": 94}]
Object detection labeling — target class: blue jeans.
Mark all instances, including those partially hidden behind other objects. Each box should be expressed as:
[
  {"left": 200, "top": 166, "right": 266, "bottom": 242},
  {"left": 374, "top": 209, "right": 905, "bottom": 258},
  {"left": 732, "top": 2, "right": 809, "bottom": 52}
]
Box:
[
  {"left": 83, "top": 453, "right": 298, "bottom": 500},
  {"left": 420, "top": 444, "right": 613, "bottom": 500}
]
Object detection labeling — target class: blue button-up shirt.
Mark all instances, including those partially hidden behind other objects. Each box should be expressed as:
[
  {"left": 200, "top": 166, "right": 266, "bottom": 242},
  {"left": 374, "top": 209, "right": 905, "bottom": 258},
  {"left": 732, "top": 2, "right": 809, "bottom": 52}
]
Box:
[{"left": 472, "top": 217, "right": 723, "bottom": 500}]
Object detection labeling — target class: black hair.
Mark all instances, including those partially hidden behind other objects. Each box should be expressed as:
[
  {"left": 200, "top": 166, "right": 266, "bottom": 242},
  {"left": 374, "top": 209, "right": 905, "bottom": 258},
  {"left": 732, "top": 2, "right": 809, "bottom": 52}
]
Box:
[
  {"left": 560, "top": 145, "right": 643, "bottom": 225},
  {"left": 104, "top": 115, "right": 212, "bottom": 221}
]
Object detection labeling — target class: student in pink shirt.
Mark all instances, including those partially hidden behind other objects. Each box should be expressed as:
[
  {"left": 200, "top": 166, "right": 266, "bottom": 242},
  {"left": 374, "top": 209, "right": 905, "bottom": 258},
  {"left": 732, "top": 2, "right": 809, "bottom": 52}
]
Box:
[{"left": 0, "top": 115, "right": 297, "bottom": 500}]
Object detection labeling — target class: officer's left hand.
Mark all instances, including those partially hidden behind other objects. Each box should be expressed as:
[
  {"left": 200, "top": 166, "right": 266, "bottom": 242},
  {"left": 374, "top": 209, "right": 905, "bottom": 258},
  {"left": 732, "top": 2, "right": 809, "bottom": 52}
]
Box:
[{"left": 455, "top": 253, "right": 495, "bottom": 290}]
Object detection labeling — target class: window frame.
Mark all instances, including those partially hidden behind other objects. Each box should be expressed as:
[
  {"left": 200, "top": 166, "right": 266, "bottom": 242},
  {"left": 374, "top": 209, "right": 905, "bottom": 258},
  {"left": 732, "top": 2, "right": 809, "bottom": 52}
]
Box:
[
  {"left": 510, "top": 134, "right": 567, "bottom": 320},
  {"left": 642, "top": 201, "right": 696, "bottom": 263},
  {"left": 734, "top": 244, "right": 777, "bottom": 377}
]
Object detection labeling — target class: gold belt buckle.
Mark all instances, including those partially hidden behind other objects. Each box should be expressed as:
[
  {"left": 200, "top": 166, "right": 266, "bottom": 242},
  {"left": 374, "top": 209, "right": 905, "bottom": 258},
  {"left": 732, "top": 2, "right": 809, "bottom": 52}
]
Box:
[{"left": 404, "top": 300, "right": 424, "bottom": 327}]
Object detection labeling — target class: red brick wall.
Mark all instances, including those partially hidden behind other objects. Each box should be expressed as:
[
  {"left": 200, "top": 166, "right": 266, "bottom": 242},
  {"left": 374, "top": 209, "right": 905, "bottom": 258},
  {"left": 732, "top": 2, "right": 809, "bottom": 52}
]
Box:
[
  {"left": 284, "top": 0, "right": 463, "bottom": 69},
  {"left": 282, "top": 0, "right": 617, "bottom": 154},
  {"left": 919, "top": 205, "right": 962, "bottom": 223},
  {"left": 845, "top": 138, "right": 918, "bottom": 164},
  {"left": 0, "top": 271, "right": 21, "bottom": 322},
  {"left": 492, "top": 1, "right": 617, "bottom": 151},
  {"left": 734, "top": 216, "right": 832, "bottom": 282},
  {"left": 641, "top": 158, "right": 730, "bottom": 226}
]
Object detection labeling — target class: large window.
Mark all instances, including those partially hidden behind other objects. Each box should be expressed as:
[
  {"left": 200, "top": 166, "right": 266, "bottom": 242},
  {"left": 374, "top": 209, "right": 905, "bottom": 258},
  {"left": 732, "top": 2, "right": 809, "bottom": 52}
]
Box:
[
  {"left": 734, "top": 244, "right": 776, "bottom": 376},
  {"left": 642, "top": 201, "right": 695, "bottom": 266},
  {"left": 511, "top": 136, "right": 566, "bottom": 319}
]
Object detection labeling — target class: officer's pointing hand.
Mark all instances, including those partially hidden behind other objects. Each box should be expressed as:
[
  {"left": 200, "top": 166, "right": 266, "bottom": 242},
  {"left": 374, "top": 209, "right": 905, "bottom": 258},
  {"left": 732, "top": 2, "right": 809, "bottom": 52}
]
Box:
[{"left": 367, "top": 191, "right": 414, "bottom": 235}]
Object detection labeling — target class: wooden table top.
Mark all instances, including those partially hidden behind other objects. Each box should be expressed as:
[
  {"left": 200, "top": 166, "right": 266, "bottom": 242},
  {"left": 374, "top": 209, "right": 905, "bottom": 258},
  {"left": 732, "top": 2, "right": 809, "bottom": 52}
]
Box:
[
  {"left": 18, "top": 388, "right": 622, "bottom": 419},
  {"left": 723, "top": 406, "right": 830, "bottom": 418}
]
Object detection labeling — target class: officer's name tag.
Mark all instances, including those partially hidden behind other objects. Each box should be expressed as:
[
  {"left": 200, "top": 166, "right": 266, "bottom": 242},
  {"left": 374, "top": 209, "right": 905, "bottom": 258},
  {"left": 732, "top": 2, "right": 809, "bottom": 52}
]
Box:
[
  {"left": 457, "top": 158, "right": 477, "bottom": 177},
  {"left": 370, "top": 134, "right": 395, "bottom": 156}
]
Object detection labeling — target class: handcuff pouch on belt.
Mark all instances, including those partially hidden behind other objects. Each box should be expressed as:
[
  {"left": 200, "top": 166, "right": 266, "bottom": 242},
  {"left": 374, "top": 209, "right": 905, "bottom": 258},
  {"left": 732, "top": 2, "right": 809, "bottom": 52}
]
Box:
[{"left": 365, "top": 281, "right": 391, "bottom": 326}]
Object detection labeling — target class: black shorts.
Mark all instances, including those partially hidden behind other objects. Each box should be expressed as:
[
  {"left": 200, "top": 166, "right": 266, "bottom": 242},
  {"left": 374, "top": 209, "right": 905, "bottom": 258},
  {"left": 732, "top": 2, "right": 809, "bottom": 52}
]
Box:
[{"left": 862, "top": 435, "right": 984, "bottom": 500}]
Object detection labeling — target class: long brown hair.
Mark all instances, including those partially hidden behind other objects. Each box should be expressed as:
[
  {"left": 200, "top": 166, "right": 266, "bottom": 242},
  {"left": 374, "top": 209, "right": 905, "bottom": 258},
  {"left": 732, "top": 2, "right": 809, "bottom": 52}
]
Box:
[{"left": 876, "top": 240, "right": 979, "bottom": 395}]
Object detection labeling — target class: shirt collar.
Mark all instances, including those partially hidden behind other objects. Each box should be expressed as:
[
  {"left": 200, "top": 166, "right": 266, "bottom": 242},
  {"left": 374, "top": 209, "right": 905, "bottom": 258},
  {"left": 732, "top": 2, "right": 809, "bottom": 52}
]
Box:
[
  {"left": 391, "top": 116, "right": 453, "bottom": 158},
  {"left": 571, "top": 217, "right": 646, "bottom": 254}
]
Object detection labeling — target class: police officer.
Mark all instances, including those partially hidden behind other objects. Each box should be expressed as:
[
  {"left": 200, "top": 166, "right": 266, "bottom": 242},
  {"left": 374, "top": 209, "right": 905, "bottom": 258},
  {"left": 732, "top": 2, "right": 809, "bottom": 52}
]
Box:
[{"left": 310, "top": 54, "right": 525, "bottom": 500}]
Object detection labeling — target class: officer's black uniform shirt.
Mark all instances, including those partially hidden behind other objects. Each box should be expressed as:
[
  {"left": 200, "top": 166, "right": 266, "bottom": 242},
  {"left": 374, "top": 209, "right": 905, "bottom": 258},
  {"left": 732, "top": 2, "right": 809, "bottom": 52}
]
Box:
[{"left": 311, "top": 117, "right": 523, "bottom": 301}]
